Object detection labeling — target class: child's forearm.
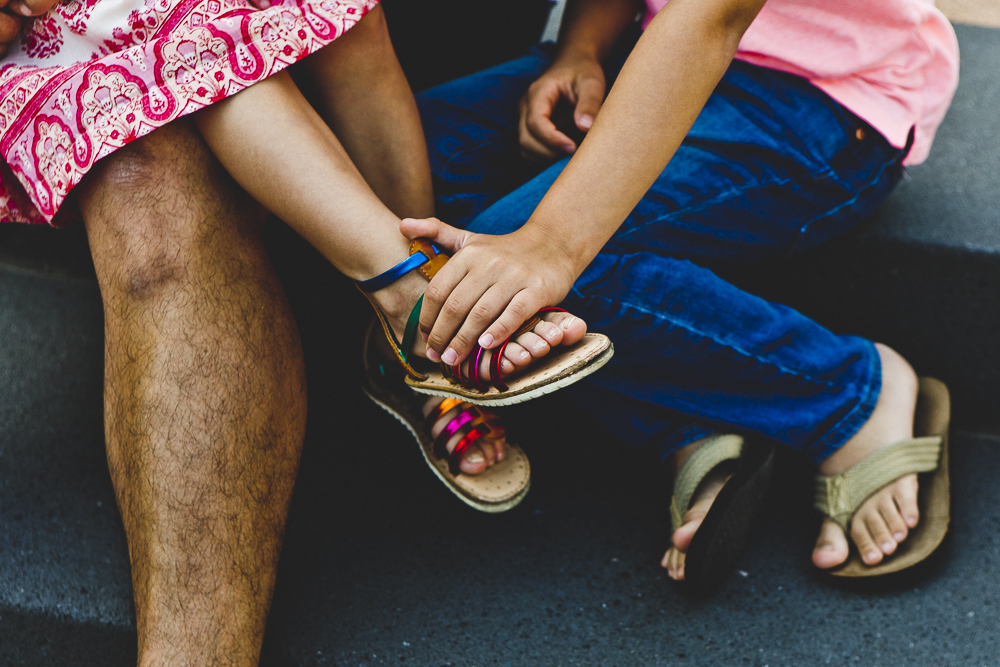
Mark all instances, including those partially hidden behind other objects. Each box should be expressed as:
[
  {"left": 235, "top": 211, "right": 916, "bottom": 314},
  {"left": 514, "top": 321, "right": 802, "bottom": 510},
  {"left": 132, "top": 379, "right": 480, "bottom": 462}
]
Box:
[{"left": 524, "top": 0, "right": 768, "bottom": 277}]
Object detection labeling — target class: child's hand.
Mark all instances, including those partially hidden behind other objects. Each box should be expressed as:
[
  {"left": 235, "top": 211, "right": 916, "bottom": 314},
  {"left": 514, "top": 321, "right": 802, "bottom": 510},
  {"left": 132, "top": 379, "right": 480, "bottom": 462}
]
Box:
[
  {"left": 519, "top": 54, "right": 605, "bottom": 161},
  {"left": 3, "top": 0, "right": 58, "bottom": 18},
  {"left": 0, "top": 0, "right": 58, "bottom": 58},
  {"left": 399, "top": 217, "right": 581, "bottom": 366}
]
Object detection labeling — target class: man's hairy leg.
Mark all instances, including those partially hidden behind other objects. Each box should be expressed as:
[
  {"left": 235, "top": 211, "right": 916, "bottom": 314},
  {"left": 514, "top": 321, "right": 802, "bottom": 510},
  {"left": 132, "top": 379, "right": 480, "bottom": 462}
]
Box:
[{"left": 76, "top": 118, "right": 307, "bottom": 666}]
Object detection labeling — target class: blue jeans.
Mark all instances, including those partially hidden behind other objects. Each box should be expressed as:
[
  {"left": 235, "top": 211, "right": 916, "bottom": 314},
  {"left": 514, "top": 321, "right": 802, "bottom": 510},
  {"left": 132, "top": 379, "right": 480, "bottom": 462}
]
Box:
[{"left": 416, "top": 33, "right": 910, "bottom": 464}]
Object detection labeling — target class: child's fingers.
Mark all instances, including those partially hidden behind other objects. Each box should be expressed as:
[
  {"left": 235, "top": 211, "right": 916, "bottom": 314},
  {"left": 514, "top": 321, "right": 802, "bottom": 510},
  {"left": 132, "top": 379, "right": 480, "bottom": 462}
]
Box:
[
  {"left": 7, "top": 0, "right": 56, "bottom": 16},
  {"left": 0, "top": 12, "right": 21, "bottom": 45}
]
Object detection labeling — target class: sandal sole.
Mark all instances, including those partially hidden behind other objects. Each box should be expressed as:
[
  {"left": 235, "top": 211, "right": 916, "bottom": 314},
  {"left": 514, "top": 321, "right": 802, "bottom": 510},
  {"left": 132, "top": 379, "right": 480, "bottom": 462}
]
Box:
[
  {"left": 364, "top": 388, "right": 531, "bottom": 513},
  {"left": 828, "top": 377, "right": 951, "bottom": 577},
  {"left": 406, "top": 335, "right": 614, "bottom": 407},
  {"left": 682, "top": 440, "right": 777, "bottom": 597}
]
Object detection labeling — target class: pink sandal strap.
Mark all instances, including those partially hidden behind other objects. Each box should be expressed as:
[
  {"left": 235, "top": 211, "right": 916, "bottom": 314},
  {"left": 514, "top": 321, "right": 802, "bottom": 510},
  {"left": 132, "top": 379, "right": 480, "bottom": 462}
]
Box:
[{"left": 442, "top": 306, "right": 568, "bottom": 393}]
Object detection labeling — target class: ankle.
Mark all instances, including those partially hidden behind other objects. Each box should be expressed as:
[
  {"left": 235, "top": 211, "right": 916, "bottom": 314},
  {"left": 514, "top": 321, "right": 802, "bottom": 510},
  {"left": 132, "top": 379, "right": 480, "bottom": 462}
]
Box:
[
  {"left": 819, "top": 343, "right": 918, "bottom": 475},
  {"left": 369, "top": 271, "right": 427, "bottom": 343}
]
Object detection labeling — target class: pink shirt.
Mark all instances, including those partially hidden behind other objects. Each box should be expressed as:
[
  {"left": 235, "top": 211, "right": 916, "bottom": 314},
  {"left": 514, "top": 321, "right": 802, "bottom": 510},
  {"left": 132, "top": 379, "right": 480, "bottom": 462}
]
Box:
[{"left": 643, "top": 0, "right": 959, "bottom": 165}]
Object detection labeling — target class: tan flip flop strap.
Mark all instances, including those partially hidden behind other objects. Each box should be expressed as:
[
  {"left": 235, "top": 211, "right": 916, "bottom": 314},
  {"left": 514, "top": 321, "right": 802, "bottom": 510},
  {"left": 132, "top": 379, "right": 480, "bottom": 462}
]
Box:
[
  {"left": 814, "top": 435, "right": 942, "bottom": 531},
  {"left": 671, "top": 434, "right": 744, "bottom": 531}
]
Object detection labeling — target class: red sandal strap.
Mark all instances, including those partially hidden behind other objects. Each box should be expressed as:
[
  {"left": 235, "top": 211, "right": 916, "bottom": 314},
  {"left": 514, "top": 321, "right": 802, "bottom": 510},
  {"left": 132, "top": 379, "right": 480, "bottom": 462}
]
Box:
[
  {"left": 448, "top": 425, "right": 487, "bottom": 475},
  {"left": 439, "top": 306, "right": 568, "bottom": 393}
]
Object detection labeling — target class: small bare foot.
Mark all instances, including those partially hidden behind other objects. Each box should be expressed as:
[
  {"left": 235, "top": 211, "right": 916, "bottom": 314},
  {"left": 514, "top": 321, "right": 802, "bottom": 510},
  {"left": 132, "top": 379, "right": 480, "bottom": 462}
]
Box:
[
  {"left": 370, "top": 273, "right": 587, "bottom": 474},
  {"left": 661, "top": 440, "right": 737, "bottom": 581},
  {"left": 812, "top": 343, "right": 919, "bottom": 569},
  {"left": 421, "top": 396, "right": 508, "bottom": 474}
]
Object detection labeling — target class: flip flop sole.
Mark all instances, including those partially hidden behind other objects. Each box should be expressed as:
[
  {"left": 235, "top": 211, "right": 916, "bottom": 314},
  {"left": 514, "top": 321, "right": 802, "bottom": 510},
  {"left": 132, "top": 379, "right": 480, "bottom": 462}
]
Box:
[
  {"left": 406, "top": 334, "right": 614, "bottom": 407},
  {"left": 682, "top": 440, "right": 777, "bottom": 597},
  {"left": 830, "top": 377, "right": 951, "bottom": 577}
]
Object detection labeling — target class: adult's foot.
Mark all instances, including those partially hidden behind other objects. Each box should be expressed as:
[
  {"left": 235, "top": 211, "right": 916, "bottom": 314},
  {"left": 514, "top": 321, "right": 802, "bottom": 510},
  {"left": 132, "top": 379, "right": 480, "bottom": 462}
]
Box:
[
  {"left": 661, "top": 439, "right": 738, "bottom": 581},
  {"left": 370, "top": 271, "right": 588, "bottom": 473},
  {"left": 812, "top": 343, "right": 919, "bottom": 569}
]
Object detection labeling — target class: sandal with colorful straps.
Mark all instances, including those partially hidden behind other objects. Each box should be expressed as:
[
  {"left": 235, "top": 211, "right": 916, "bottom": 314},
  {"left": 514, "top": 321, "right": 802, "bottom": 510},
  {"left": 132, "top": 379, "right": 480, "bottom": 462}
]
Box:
[
  {"left": 357, "top": 239, "right": 614, "bottom": 407},
  {"left": 362, "top": 318, "right": 531, "bottom": 512}
]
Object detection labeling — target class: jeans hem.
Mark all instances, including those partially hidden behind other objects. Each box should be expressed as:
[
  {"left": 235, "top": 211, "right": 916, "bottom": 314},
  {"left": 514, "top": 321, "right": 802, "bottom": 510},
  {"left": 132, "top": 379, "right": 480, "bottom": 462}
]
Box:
[{"left": 804, "top": 340, "right": 882, "bottom": 465}]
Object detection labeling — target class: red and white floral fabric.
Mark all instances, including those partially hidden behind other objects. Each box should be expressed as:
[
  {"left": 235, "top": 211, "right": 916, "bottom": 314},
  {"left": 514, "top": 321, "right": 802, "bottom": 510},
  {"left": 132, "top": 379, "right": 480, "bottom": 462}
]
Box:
[{"left": 0, "top": 0, "right": 377, "bottom": 225}]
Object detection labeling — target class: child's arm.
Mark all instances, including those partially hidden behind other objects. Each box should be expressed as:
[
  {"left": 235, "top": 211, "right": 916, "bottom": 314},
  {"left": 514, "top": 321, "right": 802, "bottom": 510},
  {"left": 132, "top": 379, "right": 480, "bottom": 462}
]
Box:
[{"left": 408, "top": 0, "right": 768, "bottom": 365}]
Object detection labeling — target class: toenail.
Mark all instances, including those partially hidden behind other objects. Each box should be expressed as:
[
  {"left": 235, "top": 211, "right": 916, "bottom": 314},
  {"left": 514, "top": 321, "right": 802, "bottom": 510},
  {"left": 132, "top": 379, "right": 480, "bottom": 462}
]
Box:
[
  {"left": 865, "top": 550, "right": 881, "bottom": 563},
  {"left": 442, "top": 348, "right": 458, "bottom": 365},
  {"left": 517, "top": 349, "right": 529, "bottom": 361},
  {"left": 478, "top": 333, "right": 494, "bottom": 348},
  {"left": 906, "top": 515, "right": 918, "bottom": 527},
  {"left": 560, "top": 316, "right": 576, "bottom": 330},
  {"left": 426, "top": 348, "right": 441, "bottom": 362},
  {"left": 880, "top": 541, "right": 895, "bottom": 552},
  {"left": 466, "top": 452, "right": 484, "bottom": 465},
  {"left": 893, "top": 531, "right": 906, "bottom": 541}
]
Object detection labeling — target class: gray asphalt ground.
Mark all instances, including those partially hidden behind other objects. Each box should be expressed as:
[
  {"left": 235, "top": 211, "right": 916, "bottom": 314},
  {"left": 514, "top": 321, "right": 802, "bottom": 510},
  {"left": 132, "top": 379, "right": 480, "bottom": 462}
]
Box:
[
  {"left": 0, "top": 231, "right": 998, "bottom": 667},
  {"left": 0, "top": 17, "right": 998, "bottom": 667}
]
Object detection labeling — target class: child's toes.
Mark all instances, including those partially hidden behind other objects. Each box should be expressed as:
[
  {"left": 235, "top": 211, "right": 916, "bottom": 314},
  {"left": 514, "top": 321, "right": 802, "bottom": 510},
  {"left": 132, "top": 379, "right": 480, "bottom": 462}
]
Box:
[
  {"left": 879, "top": 496, "right": 910, "bottom": 542},
  {"left": 492, "top": 437, "right": 507, "bottom": 462},
  {"left": 813, "top": 519, "right": 849, "bottom": 569},
  {"left": 513, "top": 331, "right": 551, "bottom": 360},
  {"left": 458, "top": 443, "right": 490, "bottom": 474},
  {"left": 532, "top": 319, "right": 565, "bottom": 348},
  {"left": 850, "top": 516, "right": 886, "bottom": 565},
  {"left": 497, "top": 341, "right": 530, "bottom": 369},
  {"left": 863, "top": 506, "right": 898, "bottom": 556},
  {"left": 893, "top": 474, "right": 920, "bottom": 528},
  {"left": 543, "top": 311, "right": 586, "bottom": 345}
]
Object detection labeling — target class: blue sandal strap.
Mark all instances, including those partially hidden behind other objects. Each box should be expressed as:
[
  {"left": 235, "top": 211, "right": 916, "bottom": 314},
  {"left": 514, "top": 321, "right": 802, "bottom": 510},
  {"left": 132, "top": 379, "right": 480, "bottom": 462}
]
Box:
[{"left": 356, "top": 251, "right": 432, "bottom": 292}]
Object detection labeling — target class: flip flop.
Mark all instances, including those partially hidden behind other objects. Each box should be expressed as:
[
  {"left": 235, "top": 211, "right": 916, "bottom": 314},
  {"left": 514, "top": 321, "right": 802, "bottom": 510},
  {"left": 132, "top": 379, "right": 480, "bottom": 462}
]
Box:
[
  {"left": 815, "top": 376, "right": 950, "bottom": 577},
  {"left": 362, "top": 320, "right": 530, "bottom": 512},
  {"left": 357, "top": 239, "right": 614, "bottom": 407},
  {"left": 671, "top": 434, "right": 777, "bottom": 597}
]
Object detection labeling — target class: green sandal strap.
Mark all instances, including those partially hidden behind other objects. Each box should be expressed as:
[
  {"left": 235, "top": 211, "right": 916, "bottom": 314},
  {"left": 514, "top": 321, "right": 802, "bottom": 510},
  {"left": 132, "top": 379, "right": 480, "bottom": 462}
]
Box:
[
  {"left": 399, "top": 295, "right": 423, "bottom": 365},
  {"left": 814, "top": 435, "right": 942, "bottom": 531},
  {"left": 671, "top": 434, "right": 744, "bottom": 531}
]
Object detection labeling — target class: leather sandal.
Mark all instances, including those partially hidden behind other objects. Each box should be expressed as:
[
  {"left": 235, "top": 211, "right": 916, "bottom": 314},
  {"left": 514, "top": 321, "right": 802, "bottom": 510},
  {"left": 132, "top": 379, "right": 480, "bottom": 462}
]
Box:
[
  {"left": 670, "top": 434, "right": 777, "bottom": 597},
  {"left": 362, "top": 320, "right": 530, "bottom": 512},
  {"left": 815, "top": 377, "right": 950, "bottom": 577},
  {"left": 357, "top": 239, "right": 614, "bottom": 407}
]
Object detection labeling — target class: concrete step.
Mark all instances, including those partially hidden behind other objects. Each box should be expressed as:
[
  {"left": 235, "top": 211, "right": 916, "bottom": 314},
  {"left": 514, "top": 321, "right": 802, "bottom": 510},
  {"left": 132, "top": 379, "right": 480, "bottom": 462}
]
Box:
[{"left": 0, "top": 14, "right": 998, "bottom": 667}]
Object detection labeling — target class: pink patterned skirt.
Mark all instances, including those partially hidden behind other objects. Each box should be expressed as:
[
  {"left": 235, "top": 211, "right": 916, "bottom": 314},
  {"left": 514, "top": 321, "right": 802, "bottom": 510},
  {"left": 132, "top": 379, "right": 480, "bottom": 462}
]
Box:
[{"left": 0, "top": 0, "right": 378, "bottom": 225}]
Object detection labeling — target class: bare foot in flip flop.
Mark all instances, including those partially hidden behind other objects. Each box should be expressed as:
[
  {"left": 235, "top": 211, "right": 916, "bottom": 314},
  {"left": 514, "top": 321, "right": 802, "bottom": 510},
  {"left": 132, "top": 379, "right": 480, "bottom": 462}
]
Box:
[
  {"left": 812, "top": 343, "right": 920, "bottom": 569},
  {"left": 661, "top": 440, "right": 738, "bottom": 581},
  {"left": 369, "top": 270, "right": 588, "bottom": 472}
]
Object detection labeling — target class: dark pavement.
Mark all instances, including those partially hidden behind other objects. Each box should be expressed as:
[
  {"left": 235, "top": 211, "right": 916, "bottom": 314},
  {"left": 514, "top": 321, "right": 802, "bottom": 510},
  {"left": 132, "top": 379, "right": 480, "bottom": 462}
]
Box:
[{"left": 1, "top": 237, "right": 999, "bottom": 666}]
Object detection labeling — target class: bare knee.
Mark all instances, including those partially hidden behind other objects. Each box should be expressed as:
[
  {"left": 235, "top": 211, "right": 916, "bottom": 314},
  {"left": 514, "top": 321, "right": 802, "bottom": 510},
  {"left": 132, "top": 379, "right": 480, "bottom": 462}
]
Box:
[{"left": 79, "top": 120, "right": 264, "bottom": 301}]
